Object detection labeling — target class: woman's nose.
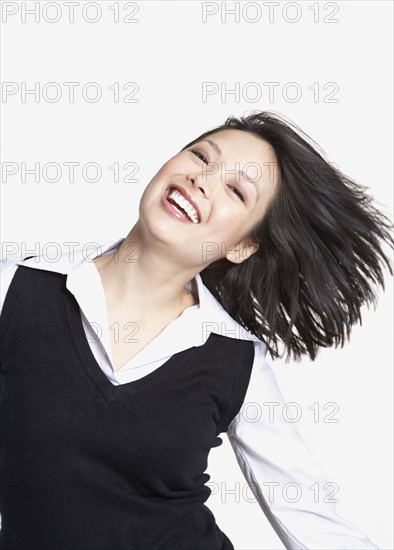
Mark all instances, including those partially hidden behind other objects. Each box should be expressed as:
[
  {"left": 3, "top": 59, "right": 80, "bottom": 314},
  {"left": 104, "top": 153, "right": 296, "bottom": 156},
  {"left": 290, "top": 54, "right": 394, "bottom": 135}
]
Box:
[{"left": 187, "top": 173, "right": 210, "bottom": 197}]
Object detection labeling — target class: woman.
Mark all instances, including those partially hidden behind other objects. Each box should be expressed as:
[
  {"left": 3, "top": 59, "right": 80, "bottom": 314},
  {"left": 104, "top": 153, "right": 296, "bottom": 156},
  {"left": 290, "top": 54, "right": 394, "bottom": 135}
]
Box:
[{"left": 0, "top": 111, "right": 391, "bottom": 549}]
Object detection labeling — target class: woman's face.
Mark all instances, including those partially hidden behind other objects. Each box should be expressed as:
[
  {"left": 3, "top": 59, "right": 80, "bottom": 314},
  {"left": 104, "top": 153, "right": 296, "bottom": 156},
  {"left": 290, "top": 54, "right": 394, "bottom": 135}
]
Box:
[{"left": 138, "top": 129, "right": 279, "bottom": 268}]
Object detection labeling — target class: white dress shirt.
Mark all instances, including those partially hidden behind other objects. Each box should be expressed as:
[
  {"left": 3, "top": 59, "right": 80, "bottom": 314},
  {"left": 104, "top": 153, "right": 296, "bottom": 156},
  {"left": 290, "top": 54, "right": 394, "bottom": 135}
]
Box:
[{"left": 0, "top": 237, "right": 380, "bottom": 549}]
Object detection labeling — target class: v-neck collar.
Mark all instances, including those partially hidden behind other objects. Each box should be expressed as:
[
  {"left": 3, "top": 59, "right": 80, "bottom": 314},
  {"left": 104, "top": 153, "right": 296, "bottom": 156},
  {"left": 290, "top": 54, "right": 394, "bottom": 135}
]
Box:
[
  {"left": 19, "top": 236, "right": 261, "bottom": 385},
  {"left": 67, "top": 241, "right": 203, "bottom": 372},
  {"left": 63, "top": 288, "right": 211, "bottom": 404}
]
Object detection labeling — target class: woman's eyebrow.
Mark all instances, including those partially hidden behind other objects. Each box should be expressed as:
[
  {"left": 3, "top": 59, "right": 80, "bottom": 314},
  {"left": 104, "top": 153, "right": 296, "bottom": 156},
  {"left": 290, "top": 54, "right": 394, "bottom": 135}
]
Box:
[{"left": 200, "top": 138, "right": 222, "bottom": 156}]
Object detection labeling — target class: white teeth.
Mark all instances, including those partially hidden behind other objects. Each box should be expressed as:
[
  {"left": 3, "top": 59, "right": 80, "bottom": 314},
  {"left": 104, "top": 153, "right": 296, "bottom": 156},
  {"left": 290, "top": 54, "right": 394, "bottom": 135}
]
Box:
[{"left": 167, "top": 189, "right": 200, "bottom": 223}]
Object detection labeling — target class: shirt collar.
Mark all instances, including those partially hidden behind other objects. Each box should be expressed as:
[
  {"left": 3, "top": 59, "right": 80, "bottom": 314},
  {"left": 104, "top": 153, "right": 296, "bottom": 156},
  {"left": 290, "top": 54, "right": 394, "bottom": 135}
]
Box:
[
  {"left": 18, "top": 236, "right": 260, "bottom": 345},
  {"left": 16, "top": 237, "right": 126, "bottom": 275}
]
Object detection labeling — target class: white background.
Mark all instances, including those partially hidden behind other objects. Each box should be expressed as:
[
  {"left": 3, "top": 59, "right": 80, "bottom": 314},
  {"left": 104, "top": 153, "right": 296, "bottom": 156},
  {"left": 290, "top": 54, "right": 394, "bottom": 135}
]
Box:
[{"left": 1, "top": 1, "right": 393, "bottom": 548}]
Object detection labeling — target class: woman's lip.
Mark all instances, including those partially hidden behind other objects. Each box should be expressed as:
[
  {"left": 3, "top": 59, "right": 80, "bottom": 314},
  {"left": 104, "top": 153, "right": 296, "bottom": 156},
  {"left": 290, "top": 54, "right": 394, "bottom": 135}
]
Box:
[
  {"left": 164, "top": 185, "right": 201, "bottom": 222},
  {"left": 160, "top": 192, "right": 196, "bottom": 223}
]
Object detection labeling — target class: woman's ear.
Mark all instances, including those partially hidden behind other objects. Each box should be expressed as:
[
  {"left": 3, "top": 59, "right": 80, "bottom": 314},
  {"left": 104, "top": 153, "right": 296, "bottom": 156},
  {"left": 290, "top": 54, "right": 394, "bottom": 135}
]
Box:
[{"left": 225, "top": 239, "right": 259, "bottom": 264}]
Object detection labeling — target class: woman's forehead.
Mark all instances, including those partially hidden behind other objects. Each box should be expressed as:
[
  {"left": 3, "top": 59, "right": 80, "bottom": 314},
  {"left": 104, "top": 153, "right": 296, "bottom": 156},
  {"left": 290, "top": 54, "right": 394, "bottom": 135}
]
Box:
[
  {"left": 202, "top": 129, "right": 280, "bottom": 190},
  {"left": 203, "top": 128, "right": 276, "bottom": 162}
]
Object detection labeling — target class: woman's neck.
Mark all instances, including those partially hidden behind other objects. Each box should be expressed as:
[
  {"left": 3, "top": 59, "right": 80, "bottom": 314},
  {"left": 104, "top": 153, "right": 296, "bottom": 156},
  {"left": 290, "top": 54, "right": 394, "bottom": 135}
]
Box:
[{"left": 92, "top": 229, "right": 200, "bottom": 316}]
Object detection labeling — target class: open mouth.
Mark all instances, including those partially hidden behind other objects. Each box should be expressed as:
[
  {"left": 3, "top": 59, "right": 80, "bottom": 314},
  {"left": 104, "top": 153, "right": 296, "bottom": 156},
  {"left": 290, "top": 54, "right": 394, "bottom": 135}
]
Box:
[{"left": 164, "top": 186, "right": 201, "bottom": 224}]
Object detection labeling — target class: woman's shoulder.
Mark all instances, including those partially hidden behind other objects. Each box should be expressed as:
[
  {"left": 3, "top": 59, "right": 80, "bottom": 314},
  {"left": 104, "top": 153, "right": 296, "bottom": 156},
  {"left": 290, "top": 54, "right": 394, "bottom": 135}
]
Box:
[{"left": 197, "top": 275, "right": 265, "bottom": 349}]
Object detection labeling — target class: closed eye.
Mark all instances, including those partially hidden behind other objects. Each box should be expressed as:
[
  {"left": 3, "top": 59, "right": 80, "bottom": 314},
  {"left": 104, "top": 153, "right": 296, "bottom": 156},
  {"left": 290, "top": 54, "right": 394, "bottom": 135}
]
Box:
[
  {"left": 228, "top": 186, "right": 245, "bottom": 203},
  {"left": 191, "top": 149, "right": 209, "bottom": 165}
]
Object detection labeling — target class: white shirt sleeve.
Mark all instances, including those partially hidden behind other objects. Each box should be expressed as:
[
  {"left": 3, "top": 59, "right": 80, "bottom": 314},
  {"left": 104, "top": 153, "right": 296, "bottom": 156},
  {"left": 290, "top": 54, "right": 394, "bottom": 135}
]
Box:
[{"left": 226, "top": 340, "right": 380, "bottom": 549}]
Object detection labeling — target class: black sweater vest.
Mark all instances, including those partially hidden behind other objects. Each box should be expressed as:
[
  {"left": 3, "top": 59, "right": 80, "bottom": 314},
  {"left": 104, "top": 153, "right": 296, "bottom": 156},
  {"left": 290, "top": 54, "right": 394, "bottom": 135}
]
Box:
[{"left": 0, "top": 264, "right": 255, "bottom": 550}]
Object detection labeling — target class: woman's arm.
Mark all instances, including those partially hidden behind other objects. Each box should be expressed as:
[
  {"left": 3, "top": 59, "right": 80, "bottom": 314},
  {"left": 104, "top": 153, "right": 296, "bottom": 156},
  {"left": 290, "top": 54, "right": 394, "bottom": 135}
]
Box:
[{"left": 226, "top": 340, "right": 380, "bottom": 549}]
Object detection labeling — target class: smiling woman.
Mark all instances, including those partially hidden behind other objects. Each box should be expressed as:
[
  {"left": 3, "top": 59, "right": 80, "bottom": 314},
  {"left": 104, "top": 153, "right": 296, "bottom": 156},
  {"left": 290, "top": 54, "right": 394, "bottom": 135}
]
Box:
[
  {"left": 0, "top": 110, "right": 392, "bottom": 550},
  {"left": 135, "top": 126, "right": 280, "bottom": 282},
  {"left": 179, "top": 112, "right": 394, "bottom": 362}
]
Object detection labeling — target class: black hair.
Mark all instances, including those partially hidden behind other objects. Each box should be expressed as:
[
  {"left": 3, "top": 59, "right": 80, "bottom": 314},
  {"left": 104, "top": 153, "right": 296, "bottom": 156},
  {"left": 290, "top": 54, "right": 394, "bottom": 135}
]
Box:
[{"left": 180, "top": 111, "right": 394, "bottom": 363}]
